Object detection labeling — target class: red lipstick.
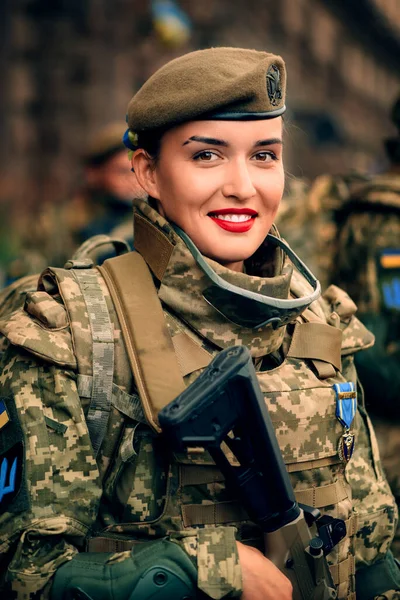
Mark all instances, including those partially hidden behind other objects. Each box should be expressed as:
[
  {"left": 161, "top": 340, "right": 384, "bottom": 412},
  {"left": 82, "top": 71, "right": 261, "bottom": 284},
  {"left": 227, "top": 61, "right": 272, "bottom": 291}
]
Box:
[{"left": 208, "top": 208, "right": 257, "bottom": 233}]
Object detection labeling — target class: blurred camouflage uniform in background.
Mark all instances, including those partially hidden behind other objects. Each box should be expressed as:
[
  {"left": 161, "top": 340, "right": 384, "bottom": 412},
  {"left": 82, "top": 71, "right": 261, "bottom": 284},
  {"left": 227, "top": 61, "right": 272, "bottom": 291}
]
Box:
[
  {"left": 332, "top": 95, "right": 400, "bottom": 557},
  {"left": 277, "top": 172, "right": 369, "bottom": 291},
  {"left": 4, "top": 123, "right": 145, "bottom": 285}
]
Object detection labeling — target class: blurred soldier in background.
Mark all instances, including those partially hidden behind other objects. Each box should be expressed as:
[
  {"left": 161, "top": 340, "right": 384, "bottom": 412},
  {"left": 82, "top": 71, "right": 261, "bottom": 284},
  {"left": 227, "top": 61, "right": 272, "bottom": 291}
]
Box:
[
  {"left": 277, "top": 172, "right": 368, "bottom": 291},
  {"left": 332, "top": 95, "right": 400, "bottom": 556},
  {"left": 275, "top": 176, "right": 315, "bottom": 272},
  {"left": 306, "top": 172, "right": 369, "bottom": 290},
  {"left": 59, "top": 122, "right": 146, "bottom": 258},
  {"left": 5, "top": 123, "right": 146, "bottom": 285}
]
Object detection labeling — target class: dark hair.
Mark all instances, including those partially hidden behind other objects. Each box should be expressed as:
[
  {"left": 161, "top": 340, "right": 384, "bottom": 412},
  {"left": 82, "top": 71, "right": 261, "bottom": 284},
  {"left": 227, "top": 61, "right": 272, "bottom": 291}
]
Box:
[{"left": 137, "top": 128, "right": 166, "bottom": 165}]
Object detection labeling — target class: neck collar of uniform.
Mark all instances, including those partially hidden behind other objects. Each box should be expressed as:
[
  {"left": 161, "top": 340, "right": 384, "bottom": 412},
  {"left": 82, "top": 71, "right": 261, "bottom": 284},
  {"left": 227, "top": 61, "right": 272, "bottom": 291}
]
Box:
[{"left": 133, "top": 198, "right": 291, "bottom": 357}]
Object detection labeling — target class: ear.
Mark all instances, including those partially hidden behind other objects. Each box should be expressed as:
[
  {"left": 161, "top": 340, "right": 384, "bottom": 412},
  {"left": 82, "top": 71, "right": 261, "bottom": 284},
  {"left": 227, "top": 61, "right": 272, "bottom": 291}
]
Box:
[{"left": 131, "top": 150, "right": 160, "bottom": 200}]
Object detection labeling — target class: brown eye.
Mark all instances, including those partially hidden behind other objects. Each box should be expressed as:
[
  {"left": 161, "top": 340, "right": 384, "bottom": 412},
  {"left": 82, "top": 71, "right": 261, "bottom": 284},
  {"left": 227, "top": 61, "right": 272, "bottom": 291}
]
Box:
[
  {"left": 193, "top": 151, "right": 218, "bottom": 161},
  {"left": 253, "top": 151, "right": 275, "bottom": 162}
]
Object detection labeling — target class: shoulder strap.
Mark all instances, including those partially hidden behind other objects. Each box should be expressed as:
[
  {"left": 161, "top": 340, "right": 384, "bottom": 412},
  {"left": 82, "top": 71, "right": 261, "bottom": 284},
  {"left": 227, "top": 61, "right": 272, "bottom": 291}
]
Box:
[
  {"left": 72, "top": 268, "right": 114, "bottom": 456},
  {"left": 99, "top": 251, "right": 185, "bottom": 433},
  {"left": 66, "top": 233, "right": 130, "bottom": 266}
]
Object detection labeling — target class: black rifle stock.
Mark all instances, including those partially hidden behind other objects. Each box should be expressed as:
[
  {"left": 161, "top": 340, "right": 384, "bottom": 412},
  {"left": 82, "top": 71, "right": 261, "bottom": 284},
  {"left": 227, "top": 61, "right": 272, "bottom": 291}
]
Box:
[{"left": 159, "top": 345, "right": 345, "bottom": 600}]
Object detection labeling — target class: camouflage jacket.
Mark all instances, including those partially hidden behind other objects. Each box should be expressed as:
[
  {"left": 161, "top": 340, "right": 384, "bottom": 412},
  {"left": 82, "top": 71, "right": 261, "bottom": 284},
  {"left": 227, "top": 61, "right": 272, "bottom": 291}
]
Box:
[
  {"left": 0, "top": 199, "right": 397, "bottom": 600},
  {"left": 333, "top": 171, "right": 400, "bottom": 418}
]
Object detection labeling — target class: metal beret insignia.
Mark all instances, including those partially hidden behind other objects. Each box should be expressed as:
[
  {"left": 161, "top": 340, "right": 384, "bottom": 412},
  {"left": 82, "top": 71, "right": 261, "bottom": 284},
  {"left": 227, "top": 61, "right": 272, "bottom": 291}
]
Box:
[{"left": 266, "top": 64, "right": 282, "bottom": 107}]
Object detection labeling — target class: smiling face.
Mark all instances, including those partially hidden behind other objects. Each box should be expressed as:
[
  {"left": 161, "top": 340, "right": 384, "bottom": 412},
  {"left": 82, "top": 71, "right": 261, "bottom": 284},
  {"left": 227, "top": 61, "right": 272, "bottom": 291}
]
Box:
[{"left": 132, "top": 118, "right": 284, "bottom": 271}]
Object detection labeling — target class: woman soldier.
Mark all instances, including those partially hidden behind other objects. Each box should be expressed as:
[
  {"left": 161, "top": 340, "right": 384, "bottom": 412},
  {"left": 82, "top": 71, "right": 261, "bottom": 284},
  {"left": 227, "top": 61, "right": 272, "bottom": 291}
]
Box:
[{"left": 0, "top": 48, "right": 399, "bottom": 600}]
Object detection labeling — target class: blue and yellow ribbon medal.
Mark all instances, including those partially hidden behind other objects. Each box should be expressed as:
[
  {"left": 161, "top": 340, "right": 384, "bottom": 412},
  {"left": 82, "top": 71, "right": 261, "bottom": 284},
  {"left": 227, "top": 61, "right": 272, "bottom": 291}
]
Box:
[{"left": 334, "top": 383, "right": 357, "bottom": 463}]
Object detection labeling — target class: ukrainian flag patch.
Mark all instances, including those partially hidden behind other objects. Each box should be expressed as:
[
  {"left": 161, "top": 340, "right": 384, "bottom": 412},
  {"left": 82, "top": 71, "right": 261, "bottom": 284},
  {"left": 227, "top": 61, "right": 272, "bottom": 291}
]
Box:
[
  {"left": 380, "top": 249, "right": 400, "bottom": 270},
  {"left": 378, "top": 249, "right": 400, "bottom": 310},
  {"left": 0, "top": 400, "right": 10, "bottom": 431}
]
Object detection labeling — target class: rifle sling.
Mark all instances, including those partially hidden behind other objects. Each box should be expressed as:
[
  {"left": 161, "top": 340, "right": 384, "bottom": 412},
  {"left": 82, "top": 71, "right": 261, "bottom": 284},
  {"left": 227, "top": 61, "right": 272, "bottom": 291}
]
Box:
[{"left": 99, "top": 252, "right": 186, "bottom": 433}]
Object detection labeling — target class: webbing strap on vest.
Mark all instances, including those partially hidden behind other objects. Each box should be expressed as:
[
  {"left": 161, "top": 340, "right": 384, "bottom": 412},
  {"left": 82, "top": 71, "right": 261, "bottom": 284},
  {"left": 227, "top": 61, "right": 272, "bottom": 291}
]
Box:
[
  {"left": 99, "top": 252, "right": 186, "bottom": 433},
  {"left": 77, "top": 374, "right": 146, "bottom": 424},
  {"left": 171, "top": 332, "right": 212, "bottom": 377},
  {"left": 180, "top": 479, "right": 350, "bottom": 527},
  {"left": 87, "top": 536, "right": 142, "bottom": 553},
  {"left": 287, "top": 322, "right": 342, "bottom": 372},
  {"left": 182, "top": 501, "right": 249, "bottom": 527},
  {"left": 180, "top": 465, "right": 225, "bottom": 486},
  {"left": 293, "top": 479, "right": 348, "bottom": 508},
  {"left": 330, "top": 555, "right": 355, "bottom": 586},
  {"left": 73, "top": 269, "right": 114, "bottom": 457}
]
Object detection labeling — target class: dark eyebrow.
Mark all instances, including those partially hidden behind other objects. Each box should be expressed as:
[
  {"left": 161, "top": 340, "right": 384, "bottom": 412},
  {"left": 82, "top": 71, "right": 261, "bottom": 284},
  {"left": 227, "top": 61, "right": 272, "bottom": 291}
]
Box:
[
  {"left": 182, "top": 135, "right": 283, "bottom": 148},
  {"left": 253, "top": 138, "right": 283, "bottom": 147},
  {"left": 182, "top": 136, "right": 228, "bottom": 147}
]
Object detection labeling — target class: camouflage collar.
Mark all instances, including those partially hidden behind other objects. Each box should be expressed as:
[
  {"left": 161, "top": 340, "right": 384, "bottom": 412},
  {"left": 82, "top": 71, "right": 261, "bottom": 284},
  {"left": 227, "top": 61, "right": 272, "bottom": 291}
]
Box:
[{"left": 133, "top": 199, "right": 291, "bottom": 357}]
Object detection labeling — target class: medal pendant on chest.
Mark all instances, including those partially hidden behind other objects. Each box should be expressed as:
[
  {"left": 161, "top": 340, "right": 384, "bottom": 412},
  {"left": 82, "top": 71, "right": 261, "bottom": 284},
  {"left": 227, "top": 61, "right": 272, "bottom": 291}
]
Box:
[{"left": 333, "top": 383, "right": 357, "bottom": 463}]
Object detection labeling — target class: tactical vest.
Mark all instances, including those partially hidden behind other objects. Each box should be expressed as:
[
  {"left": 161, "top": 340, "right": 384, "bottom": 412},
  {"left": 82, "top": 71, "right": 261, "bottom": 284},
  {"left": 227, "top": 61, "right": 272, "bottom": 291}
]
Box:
[{"left": 1, "top": 202, "right": 396, "bottom": 600}]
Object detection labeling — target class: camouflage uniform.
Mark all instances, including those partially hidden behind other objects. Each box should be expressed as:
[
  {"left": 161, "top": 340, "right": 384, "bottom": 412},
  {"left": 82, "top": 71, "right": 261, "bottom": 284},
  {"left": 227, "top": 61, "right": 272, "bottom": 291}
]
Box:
[
  {"left": 0, "top": 198, "right": 398, "bottom": 599},
  {"left": 277, "top": 173, "right": 369, "bottom": 291},
  {"left": 276, "top": 177, "right": 318, "bottom": 278},
  {"left": 333, "top": 170, "right": 400, "bottom": 559},
  {"left": 56, "top": 189, "right": 134, "bottom": 265}
]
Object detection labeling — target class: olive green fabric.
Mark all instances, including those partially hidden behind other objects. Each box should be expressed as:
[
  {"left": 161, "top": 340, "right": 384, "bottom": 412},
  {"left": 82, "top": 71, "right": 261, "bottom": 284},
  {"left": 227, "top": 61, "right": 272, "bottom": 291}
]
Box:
[
  {"left": 51, "top": 538, "right": 198, "bottom": 600},
  {"left": 356, "top": 551, "right": 400, "bottom": 599},
  {"left": 127, "top": 47, "right": 286, "bottom": 133}
]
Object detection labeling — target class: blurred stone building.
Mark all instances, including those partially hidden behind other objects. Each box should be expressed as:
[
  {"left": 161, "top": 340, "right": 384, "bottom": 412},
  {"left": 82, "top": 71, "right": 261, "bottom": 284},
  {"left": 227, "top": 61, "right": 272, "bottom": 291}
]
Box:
[{"left": 0, "top": 0, "right": 399, "bottom": 214}]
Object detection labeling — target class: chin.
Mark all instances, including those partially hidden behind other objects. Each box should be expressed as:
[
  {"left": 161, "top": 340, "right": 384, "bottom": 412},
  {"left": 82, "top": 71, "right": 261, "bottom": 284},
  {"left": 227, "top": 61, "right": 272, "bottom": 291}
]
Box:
[
  {"left": 206, "top": 249, "right": 253, "bottom": 265},
  {"left": 193, "top": 234, "right": 259, "bottom": 264}
]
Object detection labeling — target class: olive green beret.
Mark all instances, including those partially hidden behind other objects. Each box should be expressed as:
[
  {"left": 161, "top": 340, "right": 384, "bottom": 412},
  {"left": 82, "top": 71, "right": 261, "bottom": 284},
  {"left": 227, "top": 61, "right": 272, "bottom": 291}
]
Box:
[{"left": 127, "top": 47, "right": 286, "bottom": 135}]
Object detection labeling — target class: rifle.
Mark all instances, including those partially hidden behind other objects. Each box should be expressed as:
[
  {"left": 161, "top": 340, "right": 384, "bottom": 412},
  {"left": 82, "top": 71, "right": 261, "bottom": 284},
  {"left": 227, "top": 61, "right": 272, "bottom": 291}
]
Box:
[{"left": 159, "top": 345, "right": 346, "bottom": 600}]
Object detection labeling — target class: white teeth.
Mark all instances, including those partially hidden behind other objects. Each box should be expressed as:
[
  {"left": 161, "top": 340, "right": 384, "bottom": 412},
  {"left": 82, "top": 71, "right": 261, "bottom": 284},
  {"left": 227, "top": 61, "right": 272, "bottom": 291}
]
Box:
[{"left": 213, "top": 214, "right": 252, "bottom": 222}]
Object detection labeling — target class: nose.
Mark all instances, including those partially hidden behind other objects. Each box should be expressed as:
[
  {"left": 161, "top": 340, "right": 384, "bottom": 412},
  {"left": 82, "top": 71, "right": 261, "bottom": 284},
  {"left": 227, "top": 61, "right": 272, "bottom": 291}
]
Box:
[{"left": 221, "top": 159, "right": 256, "bottom": 201}]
